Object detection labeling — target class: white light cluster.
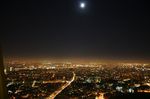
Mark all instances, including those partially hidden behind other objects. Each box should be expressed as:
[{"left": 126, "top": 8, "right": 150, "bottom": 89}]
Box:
[{"left": 80, "top": 2, "right": 85, "bottom": 8}]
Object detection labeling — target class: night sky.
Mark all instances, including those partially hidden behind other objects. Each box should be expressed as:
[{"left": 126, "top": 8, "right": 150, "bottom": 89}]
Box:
[{"left": 1, "top": 0, "right": 150, "bottom": 60}]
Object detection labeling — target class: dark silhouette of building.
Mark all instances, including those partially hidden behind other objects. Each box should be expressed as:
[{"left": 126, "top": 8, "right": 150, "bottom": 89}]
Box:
[{"left": 0, "top": 47, "right": 8, "bottom": 99}]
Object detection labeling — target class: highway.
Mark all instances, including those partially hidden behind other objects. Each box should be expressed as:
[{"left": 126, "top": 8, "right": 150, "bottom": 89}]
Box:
[{"left": 46, "top": 72, "right": 76, "bottom": 99}]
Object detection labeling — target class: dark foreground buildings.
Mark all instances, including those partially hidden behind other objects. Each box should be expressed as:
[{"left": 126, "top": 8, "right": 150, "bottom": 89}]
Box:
[{"left": 0, "top": 47, "right": 8, "bottom": 99}]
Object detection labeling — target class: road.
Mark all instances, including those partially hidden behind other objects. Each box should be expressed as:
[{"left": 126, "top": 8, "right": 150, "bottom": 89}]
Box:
[
  {"left": 43, "top": 80, "right": 66, "bottom": 84},
  {"left": 46, "top": 72, "right": 76, "bottom": 99}
]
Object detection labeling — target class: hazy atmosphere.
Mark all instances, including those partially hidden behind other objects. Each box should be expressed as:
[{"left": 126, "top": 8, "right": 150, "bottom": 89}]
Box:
[{"left": 1, "top": 0, "right": 150, "bottom": 61}]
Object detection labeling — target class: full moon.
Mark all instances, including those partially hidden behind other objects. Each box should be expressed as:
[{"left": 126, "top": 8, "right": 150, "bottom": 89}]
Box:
[{"left": 80, "top": 3, "right": 85, "bottom": 8}]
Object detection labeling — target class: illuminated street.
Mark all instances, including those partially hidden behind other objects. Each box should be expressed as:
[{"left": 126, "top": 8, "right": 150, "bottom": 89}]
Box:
[{"left": 46, "top": 72, "right": 75, "bottom": 99}]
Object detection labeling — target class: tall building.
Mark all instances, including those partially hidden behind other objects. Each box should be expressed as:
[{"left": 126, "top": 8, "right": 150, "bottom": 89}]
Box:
[{"left": 0, "top": 47, "right": 8, "bottom": 99}]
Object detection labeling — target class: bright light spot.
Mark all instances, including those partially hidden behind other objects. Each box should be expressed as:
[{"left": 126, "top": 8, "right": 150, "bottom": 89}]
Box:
[{"left": 80, "top": 3, "right": 85, "bottom": 8}]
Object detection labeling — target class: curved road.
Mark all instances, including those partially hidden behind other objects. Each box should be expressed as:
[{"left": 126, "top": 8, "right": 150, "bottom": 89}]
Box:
[{"left": 46, "top": 72, "right": 76, "bottom": 99}]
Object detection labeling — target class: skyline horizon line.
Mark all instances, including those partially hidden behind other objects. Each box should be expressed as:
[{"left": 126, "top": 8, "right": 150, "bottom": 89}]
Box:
[{"left": 3, "top": 56, "right": 150, "bottom": 64}]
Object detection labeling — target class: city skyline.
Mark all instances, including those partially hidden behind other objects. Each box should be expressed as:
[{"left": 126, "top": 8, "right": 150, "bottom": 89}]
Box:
[
  {"left": 1, "top": 1, "right": 150, "bottom": 99},
  {"left": 4, "top": 61, "right": 150, "bottom": 99}
]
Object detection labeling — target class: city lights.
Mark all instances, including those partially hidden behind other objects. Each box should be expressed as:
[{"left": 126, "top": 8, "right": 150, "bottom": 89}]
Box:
[{"left": 5, "top": 61, "right": 150, "bottom": 99}]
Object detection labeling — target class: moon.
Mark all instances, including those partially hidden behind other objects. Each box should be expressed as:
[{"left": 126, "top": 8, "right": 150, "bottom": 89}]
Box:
[{"left": 80, "top": 2, "right": 86, "bottom": 9}]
